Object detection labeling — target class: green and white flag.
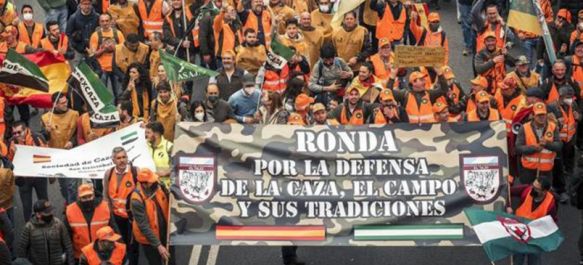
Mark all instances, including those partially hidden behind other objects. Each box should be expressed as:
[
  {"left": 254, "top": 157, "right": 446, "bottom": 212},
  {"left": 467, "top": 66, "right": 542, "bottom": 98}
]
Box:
[
  {"left": 354, "top": 224, "right": 464, "bottom": 241},
  {"left": 464, "top": 208, "right": 563, "bottom": 262},
  {"left": 72, "top": 62, "right": 119, "bottom": 127},
  {"left": 266, "top": 37, "right": 295, "bottom": 70},
  {"left": 160, "top": 50, "right": 218, "bottom": 82},
  {"left": 0, "top": 49, "right": 49, "bottom": 91}
]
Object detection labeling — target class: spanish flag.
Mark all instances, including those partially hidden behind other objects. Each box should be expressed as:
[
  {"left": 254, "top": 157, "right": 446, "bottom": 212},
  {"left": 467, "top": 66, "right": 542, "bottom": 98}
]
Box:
[
  {"left": 0, "top": 51, "right": 70, "bottom": 108},
  {"left": 507, "top": 0, "right": 542, "bottom": 36},
  {"left": 216, "top": 225, "right": 326, "bottom": 241}
]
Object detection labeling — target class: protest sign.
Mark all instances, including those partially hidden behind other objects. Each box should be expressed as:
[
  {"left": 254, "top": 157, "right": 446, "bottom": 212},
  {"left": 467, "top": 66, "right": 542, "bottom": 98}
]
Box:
[
  {"left": 394, "top": 46, "right": 446, "bottom": 67},
  {"left": 13, "top": 123, "right": 155, "bottom": 179},
  {"left": 170, "top": 121, "right": 508, "bottom": 246}
]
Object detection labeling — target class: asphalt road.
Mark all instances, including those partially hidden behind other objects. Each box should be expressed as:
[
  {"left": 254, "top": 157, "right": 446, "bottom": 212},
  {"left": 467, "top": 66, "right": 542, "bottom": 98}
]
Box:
[{"left": 11, "top": 1, "right": 582, "bottom": 265}]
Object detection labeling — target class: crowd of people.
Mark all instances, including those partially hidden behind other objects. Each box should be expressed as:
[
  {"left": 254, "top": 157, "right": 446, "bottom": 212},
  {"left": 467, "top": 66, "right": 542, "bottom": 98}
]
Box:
[{"left": 0, "top": 0, "right": 581, "bottom": 264}]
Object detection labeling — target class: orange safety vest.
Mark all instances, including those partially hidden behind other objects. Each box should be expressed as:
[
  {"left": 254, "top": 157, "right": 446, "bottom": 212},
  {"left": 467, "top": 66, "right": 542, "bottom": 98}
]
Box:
[
  {"left": 40, "top": 34, "right": 69, "bottom": 53},
  {"left": 17, "top": 22, "right": 43, "bottom": 48},
  {"left": 107, "top": 167, "right": 137, "bottom": 218},
  {"left": 466, "top": 98, "right": 477, "bottom": 114},
  {"left": 559, "top": 104, "right": 576, "bottom": 142},
  {"left": 165, "top": 9, "right": 198, "bottom": 47},
  {"left": 82, "top": 241, "right": 126, "bottom": 265},
  {"left": 405, "top": 92, "right": 434, "bottom": 124},
  {"left": 80, "top": 113, "right": 114, "bottom": 143},
  {"left": 0, "top": 41, "right": 26, "bottom": 54},
  {"left": 373, "top": 108, "right": 399, "bottom": 124},
  {"left": 476, "top": 22, "right": 504, "bottom": 52},
  {"left": 369, "top": 53, "right": 393, "bottom": 81},
  {"left": 572, "top": 56, "right": 583, "bottom": 89},
  {"left": 131, "top": 185, "right": 169, "bottom": 245},
  {"left": 546, "top": 83, "right": 560, "bottom": 104},
  {"left": 495, "top": 92, "right": 524, "bottom": 131},
  {"left": 262, "top": 67, "right": 288, "bottom": 94},
  {"left": 521, "top": 121, "right": 557, "bottom": 171},
  {"left": 467, "top": 108, "right": 500, "bottom": 121},
  {"left": 481, "top": 50, "right": 506, "bottom": 94},
  {"left": 102, "top": 0, "right": 110, "bottom": 14},
  {"left": 339, "top": 106, "right": 365, "bottom": 125},
  {"left": 65, "top": 201, "right": 111, "bottom": 258},
  {"left": 138, "top": 0, "right": 164, "bottom": 38},
  {"left": 515, "top": 187, "right": 555, "bottom": 220},
  {"left": 376, "top": 4, "right": 406, "bottom": 42},
  {"left": 447, "top": 83, "right": 462, "bottom": 120},
  {"left": 243, "top": 10, "right": 272, "bottom": 46}
]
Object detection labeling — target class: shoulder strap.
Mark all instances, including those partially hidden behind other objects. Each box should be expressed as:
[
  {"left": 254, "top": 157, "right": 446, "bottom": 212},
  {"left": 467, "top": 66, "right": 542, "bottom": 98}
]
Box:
[
  {"left": 97, "top": 28, "right": 103, "bottom": 47},
  {"left": 112, "top": 28, "right": 119, "bottom": 44},
  {"left": 130, "top": 165, "right": 138, "bottom": 184},
  {"left": 441, "top": 31, "right": 446, "bottom": 47},
  {"left": 107, "top": 167, "right": 115, "bottom": 183},
  {"left": 418, "top": 29, "right": 427, "bottom": 46},
  {"left": 402, "top": 90, "right": 410, "bottom": 109},
  {"left": 31, "top": 134, "right": 41, "bottom": 147}
]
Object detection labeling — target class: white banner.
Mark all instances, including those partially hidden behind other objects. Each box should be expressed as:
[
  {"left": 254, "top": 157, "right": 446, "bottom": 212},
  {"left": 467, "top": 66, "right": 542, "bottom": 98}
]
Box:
[{"left": 13, "top": 123, "right": 156, "bottom": 179}]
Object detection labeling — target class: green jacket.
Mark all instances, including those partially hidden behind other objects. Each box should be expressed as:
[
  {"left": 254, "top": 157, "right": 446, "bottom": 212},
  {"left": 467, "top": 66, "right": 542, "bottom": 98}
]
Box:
[{"left": 37, "top": 0, "right": 67, "bottom": 10}]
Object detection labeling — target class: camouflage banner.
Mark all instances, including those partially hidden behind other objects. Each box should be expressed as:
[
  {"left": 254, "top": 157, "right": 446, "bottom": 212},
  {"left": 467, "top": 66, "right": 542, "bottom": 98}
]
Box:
[{"left": 169, "top": 121, "right": 509, "bottom": 246}]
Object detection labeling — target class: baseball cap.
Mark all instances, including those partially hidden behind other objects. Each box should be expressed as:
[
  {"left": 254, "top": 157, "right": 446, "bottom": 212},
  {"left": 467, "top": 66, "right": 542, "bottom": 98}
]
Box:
[
  {"left": 432, "top": 102, "right": 448, "bottom": 113},
  {"left": 294, "top": 93, "right": 314, "bottom": 110},
  {"left": 516, "top": 55, "right": 529, "bottom": 65},
  {"left": 533, "top": 102, "right": 547, "bottom": 115},
  {"left": 558, "top": 9, "right": 572, "bottom": 23},
  {"left": 78, "top": 183, "right": 94, "bottom": 197},
  {"left": 408, "top": 71, "right": 427, "bottom": 83},
  {"left": 379, "top": 89, "right": 395, "bottom": 102},
  {"left": 287, "top": 113, "right": 305, "bottom": 125},
  {"left": 442, "top": 66, "right": 455, "bottom": 80},
  {"left": 470, "top": 76, "right": 488, "bottom": 88},
  {"left": 559, "top": 86, "right": 574, "bottom": 96},
  {"left": 526, "top": 87, "right": 544, "bottom": 99},
  {"left": 137, "top": 168, "right": 159, "bottom": 183},
  {"left": 378, "top": 38, "right": 391, "bottom": 48},
  {"left": 96, "top": 226, "right": 121, "bottom": 242},
  {"left": 242, "top": 73, "right": 256, "bottom": 87},
  {"left": 428, "top": 12, "right": 440, "bottom": 23},
  {"left": 476, "top": 91, "right": 491, "bottom": 103},
  {"left": 311, "top": 103, "right": 326, "bottom": 113},
  {"left": 483, "top": 31, "right": 496, "bottom": 41},
  {"left": 33, "top": 199, "right": 53, "bottom": 214}
]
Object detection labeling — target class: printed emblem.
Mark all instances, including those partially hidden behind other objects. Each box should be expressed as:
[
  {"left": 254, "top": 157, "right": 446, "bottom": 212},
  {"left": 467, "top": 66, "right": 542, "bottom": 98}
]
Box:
[
  {"left": 460, "top": 155, "right": 501, "bottom": 204},
  {"left": 356, "top": 113, "right": 362, "bottom": 119},
  {"left": 421, "top": 98, "right": 428, "bottom": 104},
  {"left": 125, "top": 181, "right": 132, "bottom": 187},
  {"left": 498, "top": 217, "right": 531, "bottom": 243},
  {"left": 177, "top": 156, "right": 216, "bottom": 204},
  {"left": 511, "top": 105, "right": 517, "bottom": 111}
]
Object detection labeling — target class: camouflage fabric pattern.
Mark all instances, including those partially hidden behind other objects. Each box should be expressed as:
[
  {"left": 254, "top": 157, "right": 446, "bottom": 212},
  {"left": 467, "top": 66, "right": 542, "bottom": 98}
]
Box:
[{"left": 169, "top": 121, "right": 509, "bottom": 246}]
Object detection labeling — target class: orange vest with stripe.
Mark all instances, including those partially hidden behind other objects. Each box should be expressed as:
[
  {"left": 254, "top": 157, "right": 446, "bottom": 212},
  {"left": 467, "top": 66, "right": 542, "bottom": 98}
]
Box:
[
  {"left": 262, "top": 67, "right": 288, "bottom": 94},
  {"left": 467, "top": 108, "right": 500, "bottom": 122},
  {"left": 559, "top": 104, "right": 576, "bottom": 142},
  {"left": 405, "top": 92, "right": 434, "bottom": 124},
  {"left": 243, "top": 11, "right": 272, "bottom": 46},
  {"left": 165, "top": 9, "right": 198, "bottom": 47},
  {"left": 65, "top": 201, "right": 111, "bottom": 258},
  {"left": 516, "top": 187, "right": 555, "bottom": 220},
  {"left": 572, "top": 56, "right": 583, "bottom": 89},
  {"left": 138, "top": 0, "right": 164, "bottom": 38},
  {"left": 82, "top": 241, "right": 126, "bottom": 265},
  {"left": 107, "top": 168, "right": 137, "bottom": 218},
  {"left": 40, "top": 34, "right": 69, "bottom": 54},
  {"left": 369, "top": 53, "right": 393, "bottom": 81},
  {"left": 339, "top": 106, "right": 364, "bottom": 125},
  {"left": 17, "top": 22, "right": 43, "bottom": 48},
  {"left": 476, "top": 22, "right": 504, "bottom": 52},
  {"left": 521, "top": 121, "right": 557, "bottom": 171},
  {"left": 376, "top": 5, "right": 406, "bottom": 41},
  {"left": 495, "top": 92, "right": 525, "bottom": 131},
  {"left": 546, "top": 83, "right": 560, "bottom": 104},
  {"left": 131, "top": 185, "right": 169, "bottom": 245}
]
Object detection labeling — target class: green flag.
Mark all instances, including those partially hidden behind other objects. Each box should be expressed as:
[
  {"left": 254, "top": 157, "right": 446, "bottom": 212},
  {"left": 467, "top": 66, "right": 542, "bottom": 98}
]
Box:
[
  {"left": 507, "top": 0, "right": 542, "bottom": 35},
  {"left": 72, "top": 62, "right": 120, "bottom": 127},
  {"left": 0, "top": 49, "right": 49, "bottom": 91},
  {"left": 160, "top": 51, "right": 218, "bottom": 82},
  {"left": 271, "top": 37, "right": 295, "bottom": 61}
]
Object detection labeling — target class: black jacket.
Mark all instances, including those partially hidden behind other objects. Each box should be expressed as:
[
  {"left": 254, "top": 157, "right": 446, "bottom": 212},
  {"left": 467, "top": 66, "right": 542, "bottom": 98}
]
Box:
[
  {"left": 66, "top": 8, "right": 99, "bottom": 54},
  {"left": 15, "top": 217, "right": 75, "bottom": 265}
]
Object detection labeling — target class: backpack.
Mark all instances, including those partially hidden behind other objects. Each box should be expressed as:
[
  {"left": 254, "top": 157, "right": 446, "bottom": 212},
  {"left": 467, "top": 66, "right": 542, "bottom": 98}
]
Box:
[
  {"left": 417, "top": 30, "right": 446, "bottom": 47},
  {"left": 107, "top": 165, "right": 138, "bottom": 220},
  {"left": 96, "top": 27, "right": 120, "bottom": 48}
]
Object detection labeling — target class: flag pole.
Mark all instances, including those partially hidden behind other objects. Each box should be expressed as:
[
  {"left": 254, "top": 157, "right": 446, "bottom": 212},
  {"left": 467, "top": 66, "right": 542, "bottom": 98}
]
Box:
[{"left": 181, "top": 0, "right": 191, "bottom": 63}]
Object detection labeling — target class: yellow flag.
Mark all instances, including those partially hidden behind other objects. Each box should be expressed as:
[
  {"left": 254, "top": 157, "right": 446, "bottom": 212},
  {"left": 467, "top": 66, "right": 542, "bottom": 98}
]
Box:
[{"left": 331, "top": 0, "right": 366, "bottom": 28}]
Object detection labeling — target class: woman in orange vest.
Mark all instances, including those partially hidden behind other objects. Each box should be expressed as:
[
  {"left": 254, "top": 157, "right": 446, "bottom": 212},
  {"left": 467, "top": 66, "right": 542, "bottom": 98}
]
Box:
[
  {"left": 130, "top": 169, "right": 170, "bottom": 265},
  {"left": 64, "top": 184, "right": 117, "bottom": 260},
  {"left": 79, "top": 226, "right": 127, "bottom": 265},
  {"left": 515, "top": 102, "right": 562, "bottom": 184}
]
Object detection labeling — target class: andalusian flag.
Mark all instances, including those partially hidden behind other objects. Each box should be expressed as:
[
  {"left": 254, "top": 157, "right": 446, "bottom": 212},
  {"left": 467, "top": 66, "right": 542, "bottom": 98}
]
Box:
[
  {"left": 72, "top": 62, "right": 119, "bottom": 127},
  {"left": 507, "top": 0, "right": 542, "bottom": 35},
  {"left": 0, "top": 51, "right": 70, "bottom": 108},
  {"left": 0, "top": 49, "right": 49, "bottom": 91},
  {"left": 160, "top": 51, "right": 218, "bottom": 82},
  {"left": 464, "top": 208, "right": 563, "bottom": 262}
]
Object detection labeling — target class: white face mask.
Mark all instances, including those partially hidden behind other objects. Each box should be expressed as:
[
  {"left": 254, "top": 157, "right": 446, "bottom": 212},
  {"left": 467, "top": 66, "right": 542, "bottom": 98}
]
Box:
[
  {"left": 23, "top": 13, "right": 33, "bottom": 21},
  {"left": 194, "top": 112, "right": 205, "bottom": 121},
  {"left": 319, "top": 4, "right": 330, "bottom": 13},
  {"left": 563, "top": 98, "right": 573, "bottom": 106}
]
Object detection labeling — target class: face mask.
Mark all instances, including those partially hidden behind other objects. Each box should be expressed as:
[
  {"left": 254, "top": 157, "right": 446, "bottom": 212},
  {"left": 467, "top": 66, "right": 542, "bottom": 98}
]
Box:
[
  {"left": 194, "top": 112, "right": 205, "bottom": 121},
  {"left": 244, "top": 86, "right": 255, "bottom": 96},
  {"left": 530, "top": 188, "right": 540, "bottom": 198},
  {"left": 319, "top": 4, "right": 330, "bottom": 13},
  {"left": 41, "top": 214, "right": 53, "bottom": 223},
  {"left": 208, "top": 95, "right": 219, "bottom": 103},
  {"left": 80, "top": 200, "right": 94, "bottom": 210},
  {"left": 100, "top": 241, "right": 115, "bottom": 252},
  {"left": 23, "top": 13, "right": 33, "bottom": 21},
  {"left": 563, "top": 98, "right": 573, "bottom": 106},
  {"left": 429, "top": 24, "right": 439, "bottom": 32}
]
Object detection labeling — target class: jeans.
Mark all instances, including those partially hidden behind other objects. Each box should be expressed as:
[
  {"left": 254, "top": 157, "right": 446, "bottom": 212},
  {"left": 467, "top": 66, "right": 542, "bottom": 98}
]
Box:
[
  {"left": 100, "top": 71, "right": 121, "bottom": 102},
  {"left": 17, "top": 177, "right": 48, "bottom": 222},
  {"left": 521, "top": 38, "right": 540, "bottom": 69},
  {"left": 45, "top": 6, "right": 68, "bottom": 32},
  {"left": 459, "top": 3, "right": 473, "bottom": 50},
  {"left": 514, "top": 253, "right": 541, "bottom": 265}
]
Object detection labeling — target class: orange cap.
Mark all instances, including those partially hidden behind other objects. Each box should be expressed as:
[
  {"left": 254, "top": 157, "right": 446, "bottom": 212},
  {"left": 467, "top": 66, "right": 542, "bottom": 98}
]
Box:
[
  {"left": 78, "top": 184, "right": 94, "bottom": 197},
  {"left": 428, "top": 12, "right": 440, "bottom": 22},
  {"left": 483, "top": 31, "right": 496, "bottom": 41},
  {"left": 409, "top": 71, "right": 427, "bottom": 83},
  {"left": 476, "top": 91, "right": 491, "bottom": 103},
  {"left": 96, "top": 226, "right": 121, "bottom": 242},
  {"left": 294, "top": 93, "right": 314, "bottom": 110},
  {"left": 442, "top": 66, "right": 455, "bottom": 79},
  {"left": 378, "top": 38, "right": 391, "bottom": 48},
  {"left": 500, "top": 77, "right": 517, "bottom": 90},
  {"left": 432, "top": 102, "right": 448, "bottom": 113},
  {"left": 287, "top": 112, "right": 306, "bottom": 125},
  {"left": 379, "top": 89, "right": 395, "bottom": 101},
  {"left": 533, "top": 102, "right": 547, "bottom": 115},
  {"left": 558, "top": 9, "right": 572, "bottom": 23},
  {"left": 470, "top": 76, "right": 488, "bottom": 88},
  {"left": 137, "top": 168, "right": 159, "bottom": 183}
]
